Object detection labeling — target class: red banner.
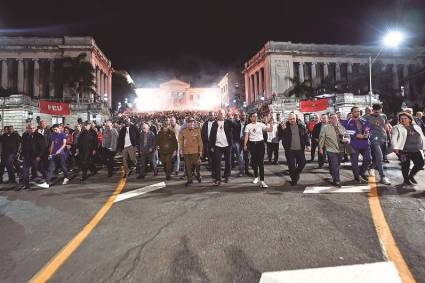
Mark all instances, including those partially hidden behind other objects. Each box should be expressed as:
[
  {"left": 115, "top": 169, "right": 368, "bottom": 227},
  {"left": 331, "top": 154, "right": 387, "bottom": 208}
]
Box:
[
  {"left": 300, "top": 99, "right": 329, "bottom": 113},
  {"left": 39, "top": 100, "right": 70, "bottom": 115}
]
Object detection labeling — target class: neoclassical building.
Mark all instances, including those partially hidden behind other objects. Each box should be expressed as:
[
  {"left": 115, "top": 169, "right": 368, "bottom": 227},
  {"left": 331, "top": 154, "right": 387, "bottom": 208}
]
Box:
[
  {"left": 243, "top": 41, "right": 425, "bottom": 104},
  {"left": 135, "top": 79, "right": 221, "bottom": 111},
  {"left": 0, "top": 36, "right": 113, "bottom": 133},
  {"left": 0, "top": 36, "right": 112, "bottom": 105}
]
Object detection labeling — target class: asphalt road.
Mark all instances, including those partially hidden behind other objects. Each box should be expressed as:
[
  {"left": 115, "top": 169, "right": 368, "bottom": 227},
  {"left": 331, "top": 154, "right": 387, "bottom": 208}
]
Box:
[{"left": 0, "top": 152, "right": 424, "bottom": 283}]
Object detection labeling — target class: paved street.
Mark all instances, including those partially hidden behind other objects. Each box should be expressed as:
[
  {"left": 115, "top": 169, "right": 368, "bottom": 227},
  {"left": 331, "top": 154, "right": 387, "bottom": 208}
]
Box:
[{"left": 1, "top": 152, "right": 424, "bottom": 283}]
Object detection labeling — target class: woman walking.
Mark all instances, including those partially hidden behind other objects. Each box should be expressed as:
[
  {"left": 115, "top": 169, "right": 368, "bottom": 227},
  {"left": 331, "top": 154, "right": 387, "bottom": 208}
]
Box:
[
  {"left": 391, "top": 112, "right": 425, "bottom": 186},
  {"left": 243, "top": 113, "right": 272, "bottom": 188}
]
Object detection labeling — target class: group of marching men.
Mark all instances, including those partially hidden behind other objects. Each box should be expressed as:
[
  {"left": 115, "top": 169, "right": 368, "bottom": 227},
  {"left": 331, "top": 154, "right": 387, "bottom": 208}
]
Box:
[{"left": 1, "top": 103, "right": 425, "bottom": 190}]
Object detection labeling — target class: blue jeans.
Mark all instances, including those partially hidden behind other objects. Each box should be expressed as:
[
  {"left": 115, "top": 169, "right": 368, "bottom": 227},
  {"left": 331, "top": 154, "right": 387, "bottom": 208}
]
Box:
[
  {"left": 327, "top": 151, "right": 343, "bottom": 183},
  {"left": 350, "top": 146, "right": 371, "bottom": 179},
  {"left": 172, "top": 144, "right": 181, "bottom": 173},
  {"left": 47, "top": 154, "right": 68, "bottom": 184},
  {"left": 370, "top": 137, "right": 386, "bottom": 178},
  {"left": 232, "top": 142, "right": 244, "bottom": 174}
]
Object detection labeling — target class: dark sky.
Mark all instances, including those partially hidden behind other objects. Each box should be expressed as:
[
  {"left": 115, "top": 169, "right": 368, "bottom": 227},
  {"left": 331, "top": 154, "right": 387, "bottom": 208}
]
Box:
[{"left": 0, "top": 0, "right": 424, "bottom": 86}]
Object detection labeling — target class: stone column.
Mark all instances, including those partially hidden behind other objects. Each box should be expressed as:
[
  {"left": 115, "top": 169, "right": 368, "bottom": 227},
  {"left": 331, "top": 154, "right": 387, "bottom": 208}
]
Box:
[
  {"left": 1, "top": 59, "right": 8, "bottom": 89},
  {"left": 258, "top": 68, "right": 263, "bottom": 96},
  {"left": 311, "top": 63, "right": 317, "bottom": 80},
  {"left": 298, "top": 62, "right": 304, "bottom": 82},
  {"left": 49, "top": 59, "right": 55, "bottom": 98},
  {"left": 108, "top": 73, "right": 112, "bottom": 107},
  {"left": 323, "top": 62, "right": 329, "bottom": 78},
  {"left": 253, "top": 72, "right": 258, "bottom": 100},
  {"left": 347, "top": 63, "right": 353, "bottom": 81},
  {"left": 23, "top": 60, "right": 29, "bottom": 94},
  {"left": 403, "top": 64, "right": 410, "bottom": 96},
  {"left": 33, "top": 59, "right": 40, "bottom": 98},
  {"left": 244, "top": 73, "right": 250, "bottom": 103},
  {"left": 392, "top": 64, "right": 399, "bottom": 90},
  {"left": 17, "top": 59, "right": 24, "bottom": 93},
  {"left": 104, "top": 72, "right": 108, "bottom": 96},
  {"left": 335, "top": 63, "right": 341, "bottom": 81},
  {"left": 96, "top": 68, "right": 101, "bottom": 95}
]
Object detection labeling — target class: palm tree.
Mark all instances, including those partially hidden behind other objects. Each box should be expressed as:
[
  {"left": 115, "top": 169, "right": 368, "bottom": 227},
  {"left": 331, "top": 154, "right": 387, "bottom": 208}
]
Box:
[
  {"left": 61, "top": 53, "right": 96, "bottom": 103},
  {"left": 285, "top": 77, "right": 315, "bottom": 99}
]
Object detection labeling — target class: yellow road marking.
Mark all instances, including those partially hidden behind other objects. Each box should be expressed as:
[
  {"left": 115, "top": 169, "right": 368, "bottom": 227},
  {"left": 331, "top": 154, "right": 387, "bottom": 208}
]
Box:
[
  {"left": 29, "top": 176, "right": 127, "bottom": 283},
  {"left": 368, "top": 176, "right": 416, "bottom": 283}
]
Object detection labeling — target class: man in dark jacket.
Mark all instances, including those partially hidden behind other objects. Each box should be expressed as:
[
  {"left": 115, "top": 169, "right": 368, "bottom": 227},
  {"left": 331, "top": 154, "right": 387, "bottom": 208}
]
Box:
[
  {"left": 209, "top": 109, "right": 235, "bottom": 185},
  {"left": 201, "top": 112, "right": 215, "bottom": 170},
  {"left": 282, "top": 113, "right": 311, "bottom": 185},
  {"left": 0, "top": 126, "right": 21, "bottom": 184},
  {"left": 36, "top": 120, "right": 51, "bottom": 178},
  {"left": 19, "top": 123, "right": 46, "bottom": 190},
  {"left": 311, "top": 114, "right": 329, "bottom": 167},
  {"left": 155, "top": 120, "right": 178, "bottom": 180},
  {"left": 229, "top": 112, "right": 246, "bottom": 176},
  {"left": 77, "top": 122, "right": 99, "bottom": 182},
  {"left": 117, "top": 118, "right": 139, "bottom": 177},
  {"left": 137, "top": 123, "right": 157, "bottom": 179}
]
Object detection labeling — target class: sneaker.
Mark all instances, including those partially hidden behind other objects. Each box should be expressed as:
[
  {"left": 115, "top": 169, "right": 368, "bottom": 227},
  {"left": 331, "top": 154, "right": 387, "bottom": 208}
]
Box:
[
  {"left": 36, "top": 182, "right": 49, "bottom": 189},
  {"left": 334, "top": 182, "right": 342, "bottom": 188},
  {"left": 381, "top": 177, "right": 391, "bottom": 185},
  {"left": 359, "top": 174, "right": 368, "bottom": 183},
  {"left": 252, "top": 177, "right": 259, "bottom": 184},
  {"left": 409, "top": 176, "right": 418, "bottom": 185},
  {"left": 368, "top": 169, "right": 375, "bottom": 177},
  {"left": 62, "top": 178, "right": 70, "bottom": 185},
  {"left": 354, "top": 178, "right": 367, "bottom": 184},
  {"left": 260, "top": 181, "right": 268, "bottom": 188}
]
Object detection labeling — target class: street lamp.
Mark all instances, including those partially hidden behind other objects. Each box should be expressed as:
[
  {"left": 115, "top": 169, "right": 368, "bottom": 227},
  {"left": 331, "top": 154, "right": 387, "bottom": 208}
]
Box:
[{"left": 369, "top": 30, "right": 405, "bottom": 105}]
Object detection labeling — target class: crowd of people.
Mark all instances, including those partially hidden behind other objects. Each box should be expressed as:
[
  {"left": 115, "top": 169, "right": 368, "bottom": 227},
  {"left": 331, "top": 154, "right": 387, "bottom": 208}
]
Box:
[{"left": 1, "top": 104, "right": 425, "bottom": 190}]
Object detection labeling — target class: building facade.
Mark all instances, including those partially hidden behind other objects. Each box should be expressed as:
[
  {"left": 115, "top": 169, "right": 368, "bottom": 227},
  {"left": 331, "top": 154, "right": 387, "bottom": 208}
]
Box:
[
  {"left": 218, "top": 71, "right": 245, "bottom": 108},
  {"left": 0, "top": 36, "right": 112, "bottom": 105},
  {"left": 0, "top": 36, "right": 113, "bottom": 132},
  {"left": 243, "top": 41, "right": 425, "bottom": 104},
  {"left": 135, "top": 79, "right": 220, "bottom": 112}
]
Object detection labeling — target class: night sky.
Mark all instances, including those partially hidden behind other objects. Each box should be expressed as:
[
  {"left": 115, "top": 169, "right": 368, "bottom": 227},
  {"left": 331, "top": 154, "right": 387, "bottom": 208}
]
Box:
[{"left": 0, "top": 0, "right": 424, "bottom": 86}]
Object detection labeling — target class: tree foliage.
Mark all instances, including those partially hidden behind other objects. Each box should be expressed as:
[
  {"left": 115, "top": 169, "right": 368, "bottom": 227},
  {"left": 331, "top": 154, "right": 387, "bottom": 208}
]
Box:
[
  {"left": 61, "top": 53, "right": 96, "bottom": 103},
  {"left": 112, "top": 71, "right": 137, "bottom": 110}
]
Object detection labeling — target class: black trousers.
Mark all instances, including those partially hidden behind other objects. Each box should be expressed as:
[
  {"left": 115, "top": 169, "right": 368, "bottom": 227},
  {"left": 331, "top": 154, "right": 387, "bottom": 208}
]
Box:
[
  {"left": 103, "top": 148, "right": 116, "bottom": 175},
  {"left": 311, "top": 140, "right": 326, "bottom": 165},
  {"left": 80, "top": 153, "right": 96, "bottom": 179},
  {"left": 285, "top": 150, "right": 306, "bottom": 181},
  {"left": 213, "top": 146, "right": 231, "bottom": 181},
  {"left": 267, "top": 142, "right": 279, "bottom": 163},
  {"left": 400, "top": 151, "right": 424, "bottom": 181},
  {"left": 249, "top": 141, "right": 265, "bottom": 181}
]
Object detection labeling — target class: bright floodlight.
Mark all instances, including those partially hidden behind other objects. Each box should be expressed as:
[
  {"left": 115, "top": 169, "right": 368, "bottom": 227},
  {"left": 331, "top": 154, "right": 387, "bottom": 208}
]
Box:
[{"left": 383, "top": 31, "right": 404, "bottom": 47}]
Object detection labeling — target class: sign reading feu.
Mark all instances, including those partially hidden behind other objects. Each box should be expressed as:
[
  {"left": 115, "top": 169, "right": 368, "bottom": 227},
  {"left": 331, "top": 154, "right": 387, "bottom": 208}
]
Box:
[{"left": 39, "top": 100, "right": 70, "bottom": 115}]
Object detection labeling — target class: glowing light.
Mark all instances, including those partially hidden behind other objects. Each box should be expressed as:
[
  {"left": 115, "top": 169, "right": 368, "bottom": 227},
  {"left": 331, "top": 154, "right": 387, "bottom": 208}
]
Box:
[{"left": 382, "top": 31, "right": 404, "bottom": 48}]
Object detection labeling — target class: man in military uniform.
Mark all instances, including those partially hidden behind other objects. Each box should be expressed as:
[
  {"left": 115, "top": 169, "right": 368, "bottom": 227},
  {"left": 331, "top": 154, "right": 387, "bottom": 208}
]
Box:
[
  {"left": 179, "top": 117, "right": 203, "bottom": 186},
  {"left": 155, "top": 120, "right": 178, "bottom": 180}
]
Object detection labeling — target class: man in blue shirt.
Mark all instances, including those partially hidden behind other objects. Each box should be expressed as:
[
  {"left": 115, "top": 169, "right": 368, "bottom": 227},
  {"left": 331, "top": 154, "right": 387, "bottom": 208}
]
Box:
[
  {"left": 344, "top": 106, "right": 371, "bottom": 183},
  {"left": 38, "top": 124, "right": 69, "bottom": 188}
]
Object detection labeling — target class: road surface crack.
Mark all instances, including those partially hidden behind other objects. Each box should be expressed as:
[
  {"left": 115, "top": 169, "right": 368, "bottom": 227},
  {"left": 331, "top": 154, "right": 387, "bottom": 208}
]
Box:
[{"left": 103, "top": 202, "right": 199, "bottom": 282}]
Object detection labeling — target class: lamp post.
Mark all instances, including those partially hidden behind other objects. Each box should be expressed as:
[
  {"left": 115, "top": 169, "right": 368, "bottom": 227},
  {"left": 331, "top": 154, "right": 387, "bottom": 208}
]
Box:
[{"left": 369, "top": 30, "right": 404, "bottom": 106}]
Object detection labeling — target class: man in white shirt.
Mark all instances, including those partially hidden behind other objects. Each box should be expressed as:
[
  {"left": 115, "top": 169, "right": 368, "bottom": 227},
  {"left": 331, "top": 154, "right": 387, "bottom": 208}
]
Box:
[
  {"left": 266, "top": 117, "right": 279, "bottom": 164},
  {"left": 209, "top": 109, "right": 235, "bottom": 185}
]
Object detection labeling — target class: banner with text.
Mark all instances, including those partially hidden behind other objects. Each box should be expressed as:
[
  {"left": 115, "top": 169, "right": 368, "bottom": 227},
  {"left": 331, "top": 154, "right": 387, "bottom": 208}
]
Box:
[
  {"left": 300, "top": 98, "right": 329, "bottom": 113},
  {"left": 39, "top": 100, "right": 70, "bottom": 115}
]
